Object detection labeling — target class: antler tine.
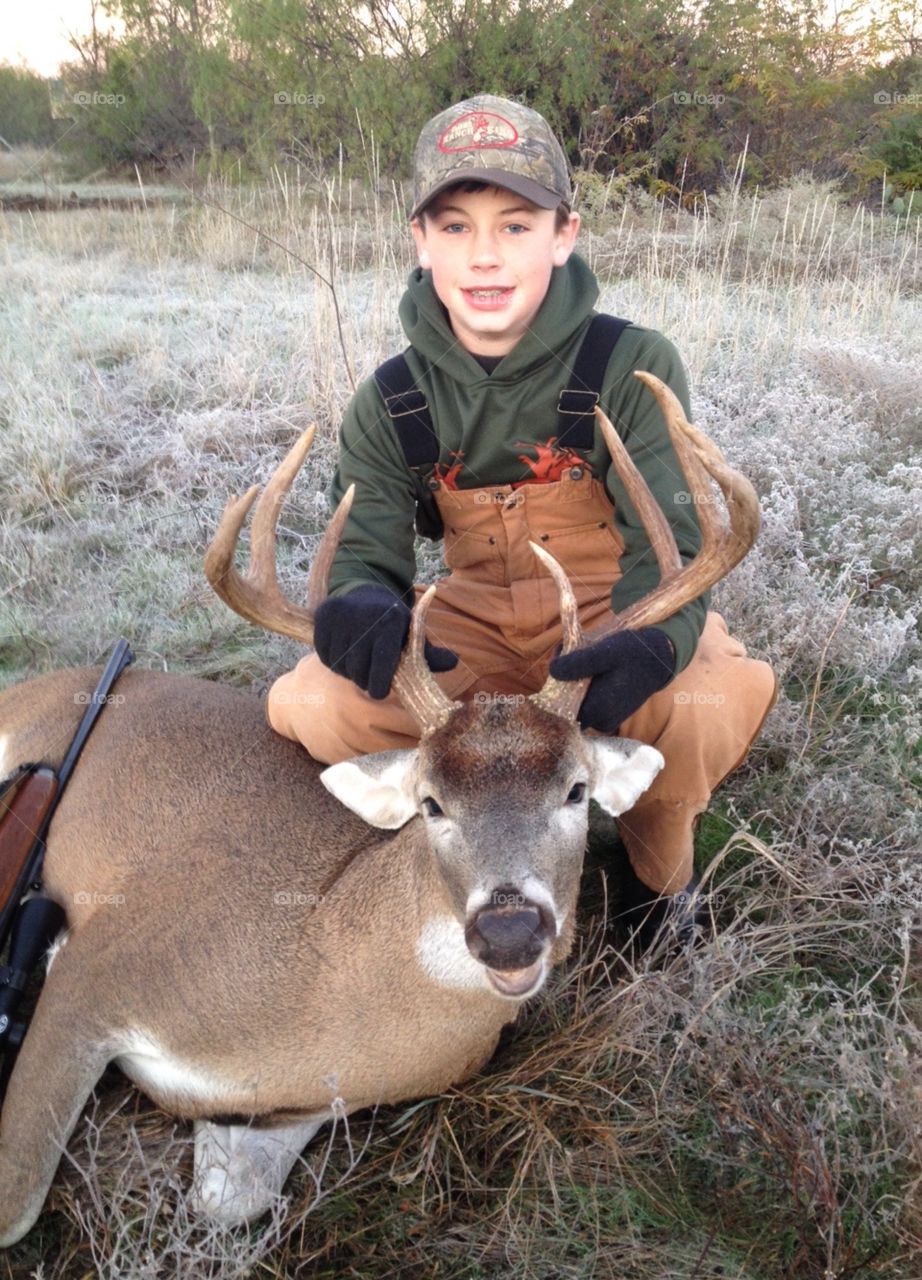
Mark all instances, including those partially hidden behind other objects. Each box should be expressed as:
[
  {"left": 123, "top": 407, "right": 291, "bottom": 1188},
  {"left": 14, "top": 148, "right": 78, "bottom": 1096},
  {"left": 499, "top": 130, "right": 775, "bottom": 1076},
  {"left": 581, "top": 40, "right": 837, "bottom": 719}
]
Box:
[
  {"left": 306, "top": 483, "right": 355, "bottom": 612},
  {"left": 602, "top": 371, "right": 760, "bottom": 633},
  {"left": 205, "top": 425, "right": 334, "bottom": 644},
  {"left": 392, "top": 585, "right": 463, "bottom": 736},
  {"left": 594, "top": 407, "right": 683, "bottom": 584},
  {"left": 531, "top": 372, "right": 761, "bottom": 722},
  {"left": 529, "top": 544, "right": 588, "bottom": 721}
]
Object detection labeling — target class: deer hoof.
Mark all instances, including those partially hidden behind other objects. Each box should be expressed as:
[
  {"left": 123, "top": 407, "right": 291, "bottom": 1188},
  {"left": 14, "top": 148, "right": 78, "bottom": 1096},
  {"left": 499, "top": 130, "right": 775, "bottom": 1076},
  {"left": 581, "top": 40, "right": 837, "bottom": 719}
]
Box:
[{"left": 190, "top": 1114, "right": 325, "bottom": 1224}]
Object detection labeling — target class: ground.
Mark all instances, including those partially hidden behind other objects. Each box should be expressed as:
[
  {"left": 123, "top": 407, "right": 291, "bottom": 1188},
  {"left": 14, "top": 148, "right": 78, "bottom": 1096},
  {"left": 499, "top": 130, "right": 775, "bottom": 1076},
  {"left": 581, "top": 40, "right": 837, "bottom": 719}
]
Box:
[{"left": 0, "top": 155, "right": 920, "bottom": 1277}]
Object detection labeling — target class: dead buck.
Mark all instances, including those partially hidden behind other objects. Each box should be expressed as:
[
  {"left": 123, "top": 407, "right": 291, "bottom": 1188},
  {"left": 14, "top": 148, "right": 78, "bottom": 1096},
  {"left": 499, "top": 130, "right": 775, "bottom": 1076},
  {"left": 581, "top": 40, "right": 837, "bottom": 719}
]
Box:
[{"left": 0, "top": 373, "right": 758, "bottom": 1246}]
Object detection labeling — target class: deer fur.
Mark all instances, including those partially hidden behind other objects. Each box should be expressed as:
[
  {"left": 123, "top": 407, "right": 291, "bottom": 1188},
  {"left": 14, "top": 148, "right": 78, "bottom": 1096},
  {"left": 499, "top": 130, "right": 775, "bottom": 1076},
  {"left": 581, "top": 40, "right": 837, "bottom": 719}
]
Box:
[{"left": 0, "top": 664, "right": 662, "bottom": 1245}]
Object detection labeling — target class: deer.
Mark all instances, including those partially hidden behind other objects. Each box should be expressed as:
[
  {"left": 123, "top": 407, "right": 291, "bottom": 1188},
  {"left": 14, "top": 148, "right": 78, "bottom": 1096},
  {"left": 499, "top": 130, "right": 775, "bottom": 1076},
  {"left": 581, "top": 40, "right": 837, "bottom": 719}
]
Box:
[{"left": 0, "top": 372, "right": 759, "bottom": 1247}]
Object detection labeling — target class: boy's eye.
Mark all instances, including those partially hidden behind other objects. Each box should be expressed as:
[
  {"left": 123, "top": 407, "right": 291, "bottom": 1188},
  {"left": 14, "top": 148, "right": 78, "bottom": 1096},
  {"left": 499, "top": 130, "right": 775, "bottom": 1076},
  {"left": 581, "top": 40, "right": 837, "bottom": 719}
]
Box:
[{"left": 504, "top": 223, "right": 528, "bottom": 234}]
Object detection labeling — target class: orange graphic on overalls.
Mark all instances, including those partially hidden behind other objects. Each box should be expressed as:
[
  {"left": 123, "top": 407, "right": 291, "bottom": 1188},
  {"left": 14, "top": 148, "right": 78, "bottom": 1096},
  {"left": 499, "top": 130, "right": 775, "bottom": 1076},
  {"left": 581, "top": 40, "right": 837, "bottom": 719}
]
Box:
[{"left": 512, "top": 438, "right": 586, "bottom": 486}]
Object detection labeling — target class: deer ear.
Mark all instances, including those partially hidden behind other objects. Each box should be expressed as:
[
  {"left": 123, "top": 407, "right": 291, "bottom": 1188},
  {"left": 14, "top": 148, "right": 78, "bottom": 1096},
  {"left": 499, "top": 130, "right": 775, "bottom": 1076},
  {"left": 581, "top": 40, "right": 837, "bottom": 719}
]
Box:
[
  {"left": 319, "top": 750, "right": 419, "bottom": 829},
  {"left": 588, "top": 739, "right": 664, "bottom": 817}
]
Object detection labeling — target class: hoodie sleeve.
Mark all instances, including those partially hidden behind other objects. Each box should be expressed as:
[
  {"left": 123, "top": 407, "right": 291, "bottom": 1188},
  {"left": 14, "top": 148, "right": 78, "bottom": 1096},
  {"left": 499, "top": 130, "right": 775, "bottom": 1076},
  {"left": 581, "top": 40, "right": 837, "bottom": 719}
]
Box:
[
  {"left": 326, "top": 375, "right": 420, "bottom": 605},
  {"left": 600, "top": 328, "right": 709, "bottom": 674}
]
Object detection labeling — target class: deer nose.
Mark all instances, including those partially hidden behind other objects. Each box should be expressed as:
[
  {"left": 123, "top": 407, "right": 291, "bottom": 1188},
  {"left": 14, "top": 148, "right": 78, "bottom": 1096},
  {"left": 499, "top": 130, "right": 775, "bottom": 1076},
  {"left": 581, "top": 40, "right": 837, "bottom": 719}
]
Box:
[{"left": 465, "top": 886, "right": 556, "bottom": 971}]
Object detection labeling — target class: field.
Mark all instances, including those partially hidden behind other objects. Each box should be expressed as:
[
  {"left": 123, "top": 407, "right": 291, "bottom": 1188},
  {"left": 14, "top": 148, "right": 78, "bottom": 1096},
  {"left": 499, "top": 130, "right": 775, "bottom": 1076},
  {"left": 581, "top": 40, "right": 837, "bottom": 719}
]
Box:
[{"left": 1, "top": 151, "right": 921, "bottom": 1278}]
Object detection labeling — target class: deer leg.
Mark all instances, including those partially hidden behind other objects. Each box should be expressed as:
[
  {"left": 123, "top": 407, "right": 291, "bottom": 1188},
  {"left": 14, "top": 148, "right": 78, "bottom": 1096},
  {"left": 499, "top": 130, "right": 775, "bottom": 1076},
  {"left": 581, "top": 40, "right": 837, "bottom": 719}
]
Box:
[
  {"left": 0, "top": 926, "right": 113, "bottom": 1248},
  {"left": 190, "top": 1112, "right": 329, "bottom": 1224}
]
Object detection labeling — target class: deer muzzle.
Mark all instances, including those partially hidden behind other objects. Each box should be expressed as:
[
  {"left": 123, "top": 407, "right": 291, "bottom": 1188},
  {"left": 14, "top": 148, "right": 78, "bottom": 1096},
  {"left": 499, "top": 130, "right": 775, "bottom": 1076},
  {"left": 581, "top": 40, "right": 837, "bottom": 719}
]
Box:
[{"left": 465, "top": 886, "right": 556, "bottom": 998}]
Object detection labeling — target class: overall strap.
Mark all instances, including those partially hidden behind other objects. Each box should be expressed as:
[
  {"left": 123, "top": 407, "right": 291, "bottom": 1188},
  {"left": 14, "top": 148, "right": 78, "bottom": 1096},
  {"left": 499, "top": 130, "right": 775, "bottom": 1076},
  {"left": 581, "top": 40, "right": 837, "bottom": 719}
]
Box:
[
  {"left": 556, "top": 313, "right": 632, "bottom": 450},
  {"left": 374, "top": 352, "right": 439, "bottom": 471},
  {"left": 374, "top": 312, "right": 633, "bottom": 472}
]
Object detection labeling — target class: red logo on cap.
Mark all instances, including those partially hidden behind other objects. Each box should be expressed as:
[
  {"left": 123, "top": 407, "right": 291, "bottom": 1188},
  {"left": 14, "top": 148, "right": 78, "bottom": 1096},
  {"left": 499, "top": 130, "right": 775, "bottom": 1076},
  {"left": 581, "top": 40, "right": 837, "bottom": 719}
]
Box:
[{"left": 438, "top": 112, "right": 519, "bottom": 153}]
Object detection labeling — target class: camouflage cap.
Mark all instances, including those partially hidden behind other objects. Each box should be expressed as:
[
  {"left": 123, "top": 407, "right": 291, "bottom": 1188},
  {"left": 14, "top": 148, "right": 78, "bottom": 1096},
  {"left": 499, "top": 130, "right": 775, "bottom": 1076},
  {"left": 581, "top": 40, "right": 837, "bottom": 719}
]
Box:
[{"left": 410, "top": 94, "right": 573, "bottom": 220}]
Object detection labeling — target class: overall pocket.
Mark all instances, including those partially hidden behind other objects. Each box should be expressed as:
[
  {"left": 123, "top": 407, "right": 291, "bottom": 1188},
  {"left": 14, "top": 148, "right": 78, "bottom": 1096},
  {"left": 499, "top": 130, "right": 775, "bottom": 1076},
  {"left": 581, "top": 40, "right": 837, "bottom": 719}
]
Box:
[
  {"left": 532, "top": 518, "right": 624, "bottom": 585},
  {"left": 442, "top": 524, "right": 503, "bottom": 576}
]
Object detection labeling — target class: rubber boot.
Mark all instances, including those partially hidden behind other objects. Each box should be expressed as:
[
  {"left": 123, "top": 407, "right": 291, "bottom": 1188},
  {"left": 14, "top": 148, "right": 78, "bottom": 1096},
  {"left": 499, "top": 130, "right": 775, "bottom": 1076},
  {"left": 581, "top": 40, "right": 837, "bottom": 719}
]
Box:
[{"left": 617, "top": 863, "right": 704, "bottom": 952}]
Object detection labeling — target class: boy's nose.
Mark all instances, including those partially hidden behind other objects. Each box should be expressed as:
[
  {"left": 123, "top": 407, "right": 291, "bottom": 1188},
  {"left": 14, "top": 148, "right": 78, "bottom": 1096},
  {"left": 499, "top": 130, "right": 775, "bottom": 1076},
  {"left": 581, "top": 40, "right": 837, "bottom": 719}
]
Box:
[{"left": 469, "top": 234, "right": 503, "bottom": 268}]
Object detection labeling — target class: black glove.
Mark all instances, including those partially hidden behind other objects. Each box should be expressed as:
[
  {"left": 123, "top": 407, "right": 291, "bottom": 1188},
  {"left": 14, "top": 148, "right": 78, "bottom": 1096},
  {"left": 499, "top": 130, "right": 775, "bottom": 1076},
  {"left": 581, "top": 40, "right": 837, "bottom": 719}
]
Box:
[
  {"left": 548, "top": 626, "right": 675, "bottom": 733},
  {"left": 314, "top": 584, "right": 458, "bottom": 700}
]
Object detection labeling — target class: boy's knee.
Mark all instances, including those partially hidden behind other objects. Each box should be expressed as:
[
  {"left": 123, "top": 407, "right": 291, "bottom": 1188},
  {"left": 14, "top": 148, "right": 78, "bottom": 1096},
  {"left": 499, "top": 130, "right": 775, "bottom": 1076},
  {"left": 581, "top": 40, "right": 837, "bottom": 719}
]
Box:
[
  {"left": 266, "top": 653, "right": 423, "bottom": 764},
  {"left": 617, "top": 617, "right": 777, "bottom": 801},
  {"left": 672, "top": 613, "right": 777, "bottom": 729},
  {"left": 266, "top": 656, "right": 335, "bottom": 759}
]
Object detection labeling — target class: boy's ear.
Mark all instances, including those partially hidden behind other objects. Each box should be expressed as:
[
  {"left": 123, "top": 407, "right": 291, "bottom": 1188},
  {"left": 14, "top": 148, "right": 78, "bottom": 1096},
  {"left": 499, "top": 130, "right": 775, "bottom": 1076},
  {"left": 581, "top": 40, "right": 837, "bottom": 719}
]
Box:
[
  {"left": 410, "top": 218, "right": 431, "bottom": 270},
  {"left": 552, "top": 210, "right": 581, "bottom": 267}
]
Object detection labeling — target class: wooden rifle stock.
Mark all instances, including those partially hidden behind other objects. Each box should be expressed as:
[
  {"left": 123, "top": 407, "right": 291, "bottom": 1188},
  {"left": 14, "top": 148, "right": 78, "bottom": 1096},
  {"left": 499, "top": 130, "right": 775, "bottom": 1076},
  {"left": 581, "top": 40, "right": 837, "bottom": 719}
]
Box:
[
  {"left": 0, "top": 638, "right": 133, "bottom": 959},
  {"left": 0, "top": 767, "right": 59, "bottom": 945}
]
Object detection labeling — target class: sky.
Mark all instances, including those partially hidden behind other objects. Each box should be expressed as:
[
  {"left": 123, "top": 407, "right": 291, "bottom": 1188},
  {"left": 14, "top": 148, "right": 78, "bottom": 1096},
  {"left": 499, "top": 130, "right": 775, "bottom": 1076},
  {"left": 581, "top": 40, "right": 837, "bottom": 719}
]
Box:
[
  {"left": 1, "top": 0, "right": 899, "bottom": 78},
  {"left": 2, "top": 0, "right": 123, "bottom": 77}
]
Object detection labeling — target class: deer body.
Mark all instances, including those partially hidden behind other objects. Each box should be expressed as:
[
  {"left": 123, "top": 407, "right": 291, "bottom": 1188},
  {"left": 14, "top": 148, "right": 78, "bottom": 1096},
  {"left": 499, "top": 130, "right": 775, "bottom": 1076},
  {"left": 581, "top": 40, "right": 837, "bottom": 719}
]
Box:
[
  {"left": 0, "top": 662, "right": 661, "bottom": 1244},
  {"left": 1, "top": 666, "right": 524, "bottom": 1106}
]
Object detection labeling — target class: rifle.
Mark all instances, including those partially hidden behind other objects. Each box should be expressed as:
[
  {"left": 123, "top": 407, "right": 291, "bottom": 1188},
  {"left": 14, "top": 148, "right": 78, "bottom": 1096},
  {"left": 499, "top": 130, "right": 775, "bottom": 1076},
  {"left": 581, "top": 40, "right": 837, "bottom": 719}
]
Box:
[{"left": 0, "top": 639, "right": 134, "bottom": 1094}]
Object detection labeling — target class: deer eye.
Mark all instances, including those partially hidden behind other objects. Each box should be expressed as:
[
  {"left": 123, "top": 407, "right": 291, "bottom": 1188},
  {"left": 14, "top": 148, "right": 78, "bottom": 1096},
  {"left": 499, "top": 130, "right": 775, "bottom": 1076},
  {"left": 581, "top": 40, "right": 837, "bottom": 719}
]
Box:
[
  {"left": 566, "top": 783, "right": 587, "bottom": 805},
  {"left": 422, "top": 797, "right": 444, "bottom": 818}
]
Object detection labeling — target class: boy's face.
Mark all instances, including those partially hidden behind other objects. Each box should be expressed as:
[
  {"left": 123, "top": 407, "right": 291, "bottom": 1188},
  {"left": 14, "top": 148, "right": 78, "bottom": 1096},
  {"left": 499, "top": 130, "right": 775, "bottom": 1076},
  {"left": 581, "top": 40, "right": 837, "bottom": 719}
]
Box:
[{"left": 410, "top": 186, "right": 580, "bottom": 357}]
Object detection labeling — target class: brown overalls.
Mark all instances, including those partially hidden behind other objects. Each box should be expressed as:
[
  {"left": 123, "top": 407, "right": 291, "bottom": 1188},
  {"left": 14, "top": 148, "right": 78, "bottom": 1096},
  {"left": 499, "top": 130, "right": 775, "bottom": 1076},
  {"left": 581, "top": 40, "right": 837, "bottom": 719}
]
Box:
[{"left": 267, "top": 466, "right": 778, "bottom": 895}]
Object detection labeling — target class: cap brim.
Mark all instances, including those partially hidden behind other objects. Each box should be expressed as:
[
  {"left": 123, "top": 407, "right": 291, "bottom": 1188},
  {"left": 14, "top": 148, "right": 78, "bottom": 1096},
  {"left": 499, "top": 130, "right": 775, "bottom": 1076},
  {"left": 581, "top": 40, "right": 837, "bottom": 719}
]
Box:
[{"left": 410, "top": 169, "right": 564, "bottom": 220}]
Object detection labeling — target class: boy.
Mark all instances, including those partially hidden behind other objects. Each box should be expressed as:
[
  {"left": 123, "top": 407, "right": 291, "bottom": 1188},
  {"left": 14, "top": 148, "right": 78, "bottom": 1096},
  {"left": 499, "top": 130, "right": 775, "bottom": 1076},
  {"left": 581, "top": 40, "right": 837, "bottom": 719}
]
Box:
[{"left": 267, "top": 95, "right": 777, "bottom": 945}]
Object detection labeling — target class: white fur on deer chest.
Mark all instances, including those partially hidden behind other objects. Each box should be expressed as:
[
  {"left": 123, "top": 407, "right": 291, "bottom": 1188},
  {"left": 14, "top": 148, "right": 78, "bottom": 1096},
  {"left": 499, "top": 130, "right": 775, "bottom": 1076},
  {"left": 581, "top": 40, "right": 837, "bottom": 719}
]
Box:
[
  {"left": 415, "top": 914, "right": 491, "bottom": 991},
  {"left": 115, "top": 1030, "right": 245, "bottom": 1108}
]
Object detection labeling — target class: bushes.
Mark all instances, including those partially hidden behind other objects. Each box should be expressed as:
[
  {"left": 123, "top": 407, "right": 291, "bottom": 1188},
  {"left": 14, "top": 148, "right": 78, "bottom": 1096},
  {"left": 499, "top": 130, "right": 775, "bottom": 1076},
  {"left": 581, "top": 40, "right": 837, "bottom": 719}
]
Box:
[
  {"left": 10, "top": 0, "right": 922, "bottom": 200},
  {"left": 0, "top": 64, "right": 61, "bottom": 147}
]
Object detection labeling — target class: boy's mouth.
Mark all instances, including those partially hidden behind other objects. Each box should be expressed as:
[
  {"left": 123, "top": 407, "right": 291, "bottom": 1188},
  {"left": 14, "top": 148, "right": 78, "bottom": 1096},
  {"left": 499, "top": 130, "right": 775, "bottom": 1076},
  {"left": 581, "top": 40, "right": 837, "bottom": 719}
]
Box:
[{"left": 462, "top": 287, "right": 514, "bottom": 310}]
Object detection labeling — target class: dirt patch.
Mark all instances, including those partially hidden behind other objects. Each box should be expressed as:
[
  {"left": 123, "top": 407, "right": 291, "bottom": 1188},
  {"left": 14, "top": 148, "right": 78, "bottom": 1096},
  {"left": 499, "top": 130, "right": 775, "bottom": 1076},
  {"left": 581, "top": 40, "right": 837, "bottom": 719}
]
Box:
[{"left": 0, "top": 193, "right": 176, "bottom": 212}]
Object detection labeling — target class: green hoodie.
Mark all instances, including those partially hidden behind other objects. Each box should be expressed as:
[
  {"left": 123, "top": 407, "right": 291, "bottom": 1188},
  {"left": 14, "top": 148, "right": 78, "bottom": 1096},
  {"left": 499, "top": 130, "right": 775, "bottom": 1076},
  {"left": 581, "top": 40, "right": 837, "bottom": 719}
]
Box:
[{"left": 327, "top": 252, "right": 709, "bottom": 673}]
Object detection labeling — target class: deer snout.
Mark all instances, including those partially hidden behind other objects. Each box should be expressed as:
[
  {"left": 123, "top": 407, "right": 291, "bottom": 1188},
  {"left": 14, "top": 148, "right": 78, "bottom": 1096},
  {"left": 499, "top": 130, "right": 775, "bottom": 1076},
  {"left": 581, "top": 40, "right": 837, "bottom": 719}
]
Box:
[{"left": 464, "top": 885, "right": 556, "bottom": 978}]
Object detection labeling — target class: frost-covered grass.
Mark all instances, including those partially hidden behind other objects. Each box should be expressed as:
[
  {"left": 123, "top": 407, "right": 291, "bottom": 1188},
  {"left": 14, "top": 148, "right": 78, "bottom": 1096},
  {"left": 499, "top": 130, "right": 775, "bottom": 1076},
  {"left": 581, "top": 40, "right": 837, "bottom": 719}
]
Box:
[{"left": 1, "top": 163, "right": 920, "bottom": 1277}]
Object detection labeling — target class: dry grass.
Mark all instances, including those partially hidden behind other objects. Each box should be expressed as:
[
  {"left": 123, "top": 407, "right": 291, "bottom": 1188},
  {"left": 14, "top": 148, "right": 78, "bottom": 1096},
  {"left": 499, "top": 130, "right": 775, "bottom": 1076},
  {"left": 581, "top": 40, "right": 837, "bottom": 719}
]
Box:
[
  {"left": 0, "top": 155, "right": 920, "bottom": 1277},
  {"left": 7, "top": 850, "right": 922, "bottom": 1278}
]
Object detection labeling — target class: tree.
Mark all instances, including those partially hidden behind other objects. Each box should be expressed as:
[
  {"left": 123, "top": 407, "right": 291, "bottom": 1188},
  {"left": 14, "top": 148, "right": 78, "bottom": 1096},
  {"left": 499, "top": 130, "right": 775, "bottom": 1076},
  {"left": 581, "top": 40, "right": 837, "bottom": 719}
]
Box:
[{"left": 0, "top": 64, "right": 61, "bottom": 147}]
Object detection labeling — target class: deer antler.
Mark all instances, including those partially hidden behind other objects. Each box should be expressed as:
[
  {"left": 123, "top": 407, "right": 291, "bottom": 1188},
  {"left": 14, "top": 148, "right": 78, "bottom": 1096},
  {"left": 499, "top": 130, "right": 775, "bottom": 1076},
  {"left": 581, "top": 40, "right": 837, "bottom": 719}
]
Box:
[
  {"left": 204, "top": 427, "right": 459, "bottom": 737},
  {"left": 532, "top": 371, "right": 761, "bottom": 722},
  {"left": 205, "top": 426, "right": 335, "bottom": 642}
]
